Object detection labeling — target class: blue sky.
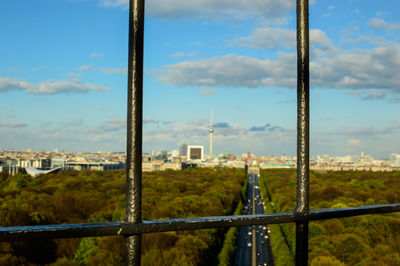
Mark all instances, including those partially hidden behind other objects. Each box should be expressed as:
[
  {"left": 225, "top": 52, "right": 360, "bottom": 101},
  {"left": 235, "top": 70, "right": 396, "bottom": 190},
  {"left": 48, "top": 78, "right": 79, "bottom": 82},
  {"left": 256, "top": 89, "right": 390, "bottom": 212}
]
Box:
[{"left": 0, "top": 0, "right": 399, "bottom": 158}]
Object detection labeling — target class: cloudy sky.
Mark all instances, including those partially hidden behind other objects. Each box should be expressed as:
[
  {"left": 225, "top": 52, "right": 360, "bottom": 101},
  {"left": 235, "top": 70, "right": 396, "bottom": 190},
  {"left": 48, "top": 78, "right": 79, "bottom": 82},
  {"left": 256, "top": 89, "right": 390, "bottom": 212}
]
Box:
[{"left": 0, "top": 0, "right": 399, "bottom": 158}]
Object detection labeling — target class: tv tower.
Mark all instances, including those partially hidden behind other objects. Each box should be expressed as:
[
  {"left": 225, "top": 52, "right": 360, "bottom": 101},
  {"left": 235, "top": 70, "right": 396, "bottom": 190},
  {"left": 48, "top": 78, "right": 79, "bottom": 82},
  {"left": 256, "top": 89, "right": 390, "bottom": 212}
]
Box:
[{"left": 209, "top": 108, "right": 214, "bottom": 158}]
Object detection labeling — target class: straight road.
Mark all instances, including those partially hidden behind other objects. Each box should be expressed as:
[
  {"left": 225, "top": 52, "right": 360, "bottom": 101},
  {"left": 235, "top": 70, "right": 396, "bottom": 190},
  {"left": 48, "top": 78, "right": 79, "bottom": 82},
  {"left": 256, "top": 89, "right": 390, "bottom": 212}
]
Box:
[{"left": 236, "top": 173, "right": 274, "bottom": 266}]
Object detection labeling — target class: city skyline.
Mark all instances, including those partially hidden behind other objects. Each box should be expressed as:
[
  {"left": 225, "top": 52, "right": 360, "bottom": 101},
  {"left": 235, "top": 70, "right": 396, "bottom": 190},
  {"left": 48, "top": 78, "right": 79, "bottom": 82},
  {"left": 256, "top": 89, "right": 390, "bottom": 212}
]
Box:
[{"left": 0, "top": 0, "right": 399, "bottom": 158}]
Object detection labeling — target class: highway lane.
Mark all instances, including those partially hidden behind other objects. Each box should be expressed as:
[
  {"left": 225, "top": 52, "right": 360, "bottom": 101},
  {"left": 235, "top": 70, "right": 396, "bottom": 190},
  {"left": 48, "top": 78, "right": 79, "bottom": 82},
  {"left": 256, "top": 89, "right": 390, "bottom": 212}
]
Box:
[
  {"left": 235, "top": 173, "right": 274, "bottom": 266},
  {"left": 253, "top": 174, "right": 274, "bottom": 266},
  {"left": 236, "top": 174, "right": 254, "bottom": 266}
]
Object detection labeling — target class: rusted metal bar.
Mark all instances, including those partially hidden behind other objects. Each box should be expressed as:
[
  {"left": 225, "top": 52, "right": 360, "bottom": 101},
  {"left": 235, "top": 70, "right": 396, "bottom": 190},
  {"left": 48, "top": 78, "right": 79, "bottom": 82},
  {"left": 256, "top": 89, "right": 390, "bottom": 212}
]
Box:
[
  {"left": 2, "top": 203, "right": 400, "bottom": 242},
  {"left": 125, "top": 0, "right": 145, "bottom": 264},
  {"left": 295, "top": 0, "right": 310, "bottom": 265}
]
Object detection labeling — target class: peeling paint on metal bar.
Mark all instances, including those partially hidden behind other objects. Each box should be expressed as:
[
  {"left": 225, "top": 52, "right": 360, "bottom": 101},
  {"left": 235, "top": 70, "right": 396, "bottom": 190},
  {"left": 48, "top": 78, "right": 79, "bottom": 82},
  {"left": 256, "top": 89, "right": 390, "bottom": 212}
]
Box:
[
  {"left": 295, "top": 0, "right": 310, "bottom": 265},
  {"left": 125, "top": 0, "right": 145, "bottom": 264}
]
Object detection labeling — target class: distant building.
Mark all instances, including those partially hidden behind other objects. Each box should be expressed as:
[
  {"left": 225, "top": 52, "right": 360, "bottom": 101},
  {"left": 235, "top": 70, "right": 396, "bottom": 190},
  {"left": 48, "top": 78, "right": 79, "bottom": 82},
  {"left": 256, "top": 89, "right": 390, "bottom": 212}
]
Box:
[
  {"left": 0, "top": 158, "right": 19, "bottom": 175},
  {"left": 41, "top": 159, "right": 52, "bottom": 170},
  {"left": 51, "top": 158, "right": 66, "bottom": 169},
  {"left": 170, "top": 150, "right": 179, "bottom": 158},
  {"left": 261, "top": 163, "right": 294, "bottom": 169},
  {"left": 0, "top": 165, "right": 19, "bottom": 175},
  {"left": 67, "top": 161, "right": 124, "bottom": 171},
  {"left": 18, "top": 158, "right": 41, "bottom": 168},
  {"left": 179, "top": 144, "right": 188, "bottom": 157},
  {"left": 160, "top": 151, "right": 168, "bottom": 160},
  {"left": 142, "top": 162, "right": 154, "bottom": 172},
  {"left": 187, "top": 145, "right": 204, "bottom": 161},
  {"left": 390, "top": 153, "right": 400, "bottom": 165},
  {"left": 142, "top": 161, "right": 181, "bottom": 172},
  {"left": 163, "top": 162, "right": 181, "bottom": 170}
]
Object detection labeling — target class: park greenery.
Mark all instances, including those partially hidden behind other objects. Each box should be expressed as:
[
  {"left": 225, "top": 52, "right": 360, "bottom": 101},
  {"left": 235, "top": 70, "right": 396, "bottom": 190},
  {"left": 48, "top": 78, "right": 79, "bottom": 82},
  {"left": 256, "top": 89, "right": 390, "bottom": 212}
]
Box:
[
  {"left": 0, "top": 167, "right": 246, "bottom": 265},
  {"left": 259, "top": 169, "right": 400, "bottom": 266},
  {"left": 217, "top": 173, "right": 248, "bottom": 266}
]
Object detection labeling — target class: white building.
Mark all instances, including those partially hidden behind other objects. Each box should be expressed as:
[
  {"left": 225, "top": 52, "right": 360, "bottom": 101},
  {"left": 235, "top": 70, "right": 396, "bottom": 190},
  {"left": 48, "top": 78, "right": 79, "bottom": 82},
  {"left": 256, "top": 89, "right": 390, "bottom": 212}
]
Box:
[{"left": 187, "top": 145, "right": 204, "bottom": 161}]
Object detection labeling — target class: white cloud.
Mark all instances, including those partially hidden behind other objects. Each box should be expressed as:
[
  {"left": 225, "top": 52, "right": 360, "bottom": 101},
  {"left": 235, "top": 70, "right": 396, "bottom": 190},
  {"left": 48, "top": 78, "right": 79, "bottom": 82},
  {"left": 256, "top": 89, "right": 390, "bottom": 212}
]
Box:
[
  {"left": 31, "top": 66, "right": 46, "bottom": 72},
  {"left": 311, "top": 122, "right": 400, "bottom": 157},
  {"left": 0, "top": 122, "right": 27, "bottom": 128},
  {"left": 0, "top": 77, "right": 110, "bottom": 95},
  {"left": 348, "top": 89, "right": 388, "bottom": 100},
  {"left": 103, "top": 120, "right": 126, "bottom": 131},
  {"left": 330, "top": 124, "right": 400, "bottom": 138},
  {"left": 96, "top": 118, "right": 126, "bottom": 132},
  {"left": 171, "top": 52, "right": 195, "bottom": 58},
  {"left": 98, "top": 0, "right": 127, "bottom": 7},
  {"left": 199, "top": 87, "right": 217, "bottom": 96},
  {"left": 98, "top": 0, "right": 294, "bottom": 20},
  {"left": 230, "top": 27, "right": 295, "bottom": 50},
  {"left": 156, "top": 53, "right": 296, "bottom": 89},
  {"left": 61, "top": 119, "right": 84, "bottom": 128},
  {"left": 189, "top": 41, "right": 203, "bottom": 46},
  {"left": 155, "top": 42, "right": 400, "bottom": 98},
  {"left": 100, "top": 68, "right": 127, "bottom": 75},
  {"left": 348, "top": 138, "right": 361, "bottom": 146},
  {"left": 311, "top": 43, "right": 400, "bottom": 93},
  {"left": 310, "top": 29, "right": 337, "bottom": 55},
  {"left": 230, "top": 27, "right": 336, "bottom": 54},
  {"left": 79, "top": 65, "right": 93, "bottom": 70},
  {"left": 367, "top": 18, "right": 400, "bottom": 32},
  {"left": 144, "top": 117, "right": 155, "bottom": 123},
  {"left": 89, "top": 52, "right": 104, "bottom": 57},
  {"left": 143, "top": 117, "right": 165, "bottom": 124},
  {"left": 39, "top": 121, "right": 52, "bottom": 128}
]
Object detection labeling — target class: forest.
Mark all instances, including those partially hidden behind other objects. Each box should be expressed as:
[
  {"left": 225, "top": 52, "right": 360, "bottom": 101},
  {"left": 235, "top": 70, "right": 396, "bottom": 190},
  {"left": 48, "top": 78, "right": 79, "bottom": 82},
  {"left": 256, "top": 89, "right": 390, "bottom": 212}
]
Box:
[
  {"left": 0, "top": 167, "right": 246, "bottom": 265},
  {"left": 259, "top": 169, "right": 400, "bottom": 266}
]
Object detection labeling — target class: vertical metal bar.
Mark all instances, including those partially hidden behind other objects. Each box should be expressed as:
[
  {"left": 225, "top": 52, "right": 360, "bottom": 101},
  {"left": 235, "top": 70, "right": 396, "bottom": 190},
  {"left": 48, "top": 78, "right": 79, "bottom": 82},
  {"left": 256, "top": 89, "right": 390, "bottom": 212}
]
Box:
[
  {"left": 125, "top": 0, "right": 145, "bottom": 265},
  {"left": 294, "top": 0, "right": 310, "bottom": 265}
]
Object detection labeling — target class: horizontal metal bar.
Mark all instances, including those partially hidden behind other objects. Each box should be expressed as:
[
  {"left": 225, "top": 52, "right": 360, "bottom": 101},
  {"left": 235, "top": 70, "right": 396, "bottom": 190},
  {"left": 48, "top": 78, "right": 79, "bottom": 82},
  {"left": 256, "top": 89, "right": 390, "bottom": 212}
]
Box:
[
  {"left": 309, "top": 203, "right": 400, "bottom": 221},
  {"left": 1, "top": 203, "right": 400, "bottom": 242}
]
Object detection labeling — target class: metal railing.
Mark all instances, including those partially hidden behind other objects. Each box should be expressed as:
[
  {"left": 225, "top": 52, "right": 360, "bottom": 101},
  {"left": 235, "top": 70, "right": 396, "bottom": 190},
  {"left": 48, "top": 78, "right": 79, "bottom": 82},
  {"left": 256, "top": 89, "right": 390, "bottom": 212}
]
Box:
[{"left": 1, "top": 0, "right": 400, "bottom": 265}]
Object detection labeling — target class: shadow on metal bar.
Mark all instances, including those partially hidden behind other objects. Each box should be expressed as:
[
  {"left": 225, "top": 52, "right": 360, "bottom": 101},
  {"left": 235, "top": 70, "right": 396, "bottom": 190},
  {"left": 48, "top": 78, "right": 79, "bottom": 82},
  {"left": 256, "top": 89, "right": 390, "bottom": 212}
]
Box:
[{"left": 2, "top": 203, "right": 400, "bottom": 242}]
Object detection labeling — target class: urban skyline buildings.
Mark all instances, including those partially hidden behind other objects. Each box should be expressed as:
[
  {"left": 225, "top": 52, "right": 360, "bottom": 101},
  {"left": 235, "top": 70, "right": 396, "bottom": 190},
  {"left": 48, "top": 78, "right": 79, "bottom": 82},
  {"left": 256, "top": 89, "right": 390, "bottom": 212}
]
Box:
[{"left": 2, "top": 147, "right": 400, "bottom": 177}]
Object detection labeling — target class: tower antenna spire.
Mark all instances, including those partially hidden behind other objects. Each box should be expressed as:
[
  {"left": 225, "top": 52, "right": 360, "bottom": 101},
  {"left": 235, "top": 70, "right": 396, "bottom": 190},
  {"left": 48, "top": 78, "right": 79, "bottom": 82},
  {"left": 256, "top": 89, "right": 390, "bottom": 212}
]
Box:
[{"left": 209, "top": 108, "right": 214, "bottom": 158}]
